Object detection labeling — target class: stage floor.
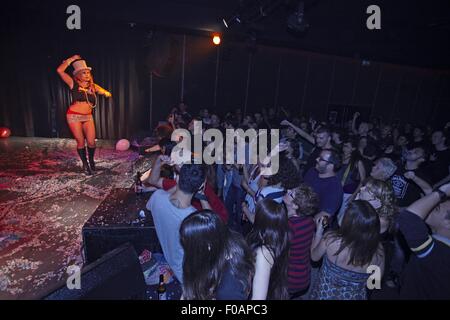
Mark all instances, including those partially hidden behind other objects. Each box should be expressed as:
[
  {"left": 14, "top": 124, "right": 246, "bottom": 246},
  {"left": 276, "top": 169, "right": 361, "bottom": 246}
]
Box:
[{"left": 0, "top": 137, "right": 151, "bottom": 299}]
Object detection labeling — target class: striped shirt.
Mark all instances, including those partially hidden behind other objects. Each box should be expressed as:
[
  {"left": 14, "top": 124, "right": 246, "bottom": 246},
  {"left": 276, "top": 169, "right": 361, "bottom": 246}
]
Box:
[{"left": 287, "top": 215, "right": 316, "bottom": 293}]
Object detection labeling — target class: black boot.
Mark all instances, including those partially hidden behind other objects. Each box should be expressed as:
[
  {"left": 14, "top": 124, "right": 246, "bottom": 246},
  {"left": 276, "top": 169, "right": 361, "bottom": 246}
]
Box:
[
  {"left": 87, "top": 146, "right": 96, "bottom": 172},
  {"left": 77, "top": 148, "right": 92, "bottom": 176}
]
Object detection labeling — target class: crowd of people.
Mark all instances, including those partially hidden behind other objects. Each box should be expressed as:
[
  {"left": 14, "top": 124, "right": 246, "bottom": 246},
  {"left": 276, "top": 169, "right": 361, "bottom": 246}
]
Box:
[{"left": 138, "top": 102, "right": 450, "bottom": 300}]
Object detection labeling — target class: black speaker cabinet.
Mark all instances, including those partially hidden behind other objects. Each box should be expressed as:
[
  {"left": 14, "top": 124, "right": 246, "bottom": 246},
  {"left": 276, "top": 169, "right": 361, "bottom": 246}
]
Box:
[
  {"left": 82, "top": 188, "right": 161, "bottom": 264},
  {"left": 41, "top": 243, "right": 147, "bottom": 300}
]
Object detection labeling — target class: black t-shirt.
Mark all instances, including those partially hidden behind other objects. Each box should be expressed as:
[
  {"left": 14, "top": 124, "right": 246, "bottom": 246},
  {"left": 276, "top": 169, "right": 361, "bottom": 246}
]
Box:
[
  {"left": 379, "top": 135, "right": 394, "bottom": 151},
  {"left": 409, "top": 140, "right": 432, "bottom": 153},
  {"left": 383, "top": 150, "right": 403, "bottom": 169},
  {"left": 427, "top": 148, "right": 450, "bottom": 184},
  {"left": 397, "top": 210, "right": 450, "bottom": 299},
  {"left": 390, "top": 166, "right": 431, "bottom": 208}
]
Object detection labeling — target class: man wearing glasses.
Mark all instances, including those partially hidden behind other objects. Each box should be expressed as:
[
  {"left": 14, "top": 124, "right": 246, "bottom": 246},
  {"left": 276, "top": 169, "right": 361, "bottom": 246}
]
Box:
[{"left": 304, "top": 149, "right": 343, "bottom": 223}]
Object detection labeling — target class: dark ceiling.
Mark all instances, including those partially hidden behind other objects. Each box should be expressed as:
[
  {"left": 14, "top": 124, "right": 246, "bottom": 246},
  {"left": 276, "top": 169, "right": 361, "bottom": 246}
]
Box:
[{"left": 5, "top": 0, "right": 450, "bottom": 69}]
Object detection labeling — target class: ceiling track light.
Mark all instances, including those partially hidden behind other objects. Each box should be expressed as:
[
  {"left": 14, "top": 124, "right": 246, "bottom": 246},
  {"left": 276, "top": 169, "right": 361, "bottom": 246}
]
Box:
[{"left": 222, "top": 15, "right": 241, "bottom": 29}]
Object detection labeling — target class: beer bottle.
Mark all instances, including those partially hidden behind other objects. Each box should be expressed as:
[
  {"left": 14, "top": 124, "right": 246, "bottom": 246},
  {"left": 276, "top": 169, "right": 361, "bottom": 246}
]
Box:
[{"left": 157, "top": 274, "right": 167, "bottom": 300}]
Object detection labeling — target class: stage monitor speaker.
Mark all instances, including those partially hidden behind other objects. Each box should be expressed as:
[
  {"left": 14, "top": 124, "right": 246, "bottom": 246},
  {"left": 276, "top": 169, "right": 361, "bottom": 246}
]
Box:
[
  {"left": 82, "top": 188, "right": 161, "bottom": 264},
  {"left": 40, "top": 243, "right": 147, "bottom": 300}
]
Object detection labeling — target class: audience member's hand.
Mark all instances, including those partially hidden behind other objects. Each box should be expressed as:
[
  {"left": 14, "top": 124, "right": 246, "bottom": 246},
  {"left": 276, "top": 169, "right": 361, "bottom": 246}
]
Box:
[
  {"left": 368, "top": 198, "right": 382, "bottom": 210},
  {"left": 197, "top": 182, "right": 206, "bottom": 196},
  {"left": 134, "top": 184, "right": 157, "bottom": 193},
  {"left": 134, "top": 184, "right": 144, "bottom": 194},
  {"left": 404, "top": 171, "right": 416, "bottom": 180},
  {"left": 439, "top": 183, "right": 450, "bottom": 197},
  {"left": 145, "top": 145, "right": 160, "bottom": 153},
  {"left": 315, "top": 215, "right": 326, "bottom": 236},
  {"left": 104, "top": 91, "right": 112, "bottom": 98},
  {"left": 157, "top": 155, "right": 173, "bottom": 166},
  {"left": 384, "top": 145, "right": 394, "bottom": 154},
  {"left": 353, "top": 112, "right": 360, "bottom": 119},
  {"left": 241, "top": 202, "right": 251, "bottom": 221},
  {"left": 241, "top": 205, "right": 249, "bottom": 222},
  {"left": 278, "top": 141, "right": 289, "bottom": 152},
  {"left": 280, "top": 120, "right": 291, "bottom": 126}
]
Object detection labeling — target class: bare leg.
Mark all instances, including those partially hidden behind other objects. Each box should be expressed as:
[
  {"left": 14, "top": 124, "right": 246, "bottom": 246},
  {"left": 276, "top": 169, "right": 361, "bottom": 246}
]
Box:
[
  {"left": 83, "top": 120, "right": 97, "bottom": 171},
  {"left": 68, "top": 120, "right": 91, "bottom": 175},
  {"left": 83, "top": 120, "right": 96, "bottom": 148},
  {"left": 68, "top": 121, "right": 85, "bottom": 149}
]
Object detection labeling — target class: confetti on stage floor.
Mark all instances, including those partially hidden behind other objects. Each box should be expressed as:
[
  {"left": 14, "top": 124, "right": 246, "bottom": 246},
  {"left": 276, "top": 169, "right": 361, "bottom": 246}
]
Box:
[{"left": 0, "top": 137, "right": 148, "bottom": 299}]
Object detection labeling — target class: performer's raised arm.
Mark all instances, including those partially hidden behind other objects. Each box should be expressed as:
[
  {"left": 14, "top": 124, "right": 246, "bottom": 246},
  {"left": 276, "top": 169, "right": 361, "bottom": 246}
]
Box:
[{"left": 56, "top": 54, "right": 81, "bottom": 89}]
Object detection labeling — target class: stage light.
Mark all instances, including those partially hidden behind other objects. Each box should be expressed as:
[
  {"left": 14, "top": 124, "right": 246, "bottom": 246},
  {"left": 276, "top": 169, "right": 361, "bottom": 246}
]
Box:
[
  {"left": 213, "top": 35, "right": 221, "bottom": 45},
  {"left": 0, "top": 127, "right": 11, "bottom": 138},
  {"left": 222, "top": 15, "right": 241, "bottom": 29}
]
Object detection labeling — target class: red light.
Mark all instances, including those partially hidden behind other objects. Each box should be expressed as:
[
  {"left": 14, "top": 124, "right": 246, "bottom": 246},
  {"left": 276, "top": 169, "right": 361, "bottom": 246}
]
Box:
[
  {"left": 212, "top": 35, "right": 221, "bottom": 45},
  {"left": 0, "top": 127, "right": 11, "bottom": 138}
]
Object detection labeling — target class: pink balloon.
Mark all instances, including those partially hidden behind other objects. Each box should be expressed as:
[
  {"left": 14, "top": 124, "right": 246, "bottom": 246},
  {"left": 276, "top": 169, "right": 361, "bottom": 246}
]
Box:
[
  {"left": 0, "top": 127, "right": 11, "bottom": 138},
  {"left": 115, "top": 139, "right": 130, "bottom": 151}
]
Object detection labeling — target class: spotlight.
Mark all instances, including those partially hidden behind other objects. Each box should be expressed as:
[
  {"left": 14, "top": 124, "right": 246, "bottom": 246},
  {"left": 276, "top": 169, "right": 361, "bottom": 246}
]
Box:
[
  {"left": 212, "top": 35, "right": 221, "bottom": 45},
  {"left": 222, "top": 18, "right": 229, "bottom": 28}
]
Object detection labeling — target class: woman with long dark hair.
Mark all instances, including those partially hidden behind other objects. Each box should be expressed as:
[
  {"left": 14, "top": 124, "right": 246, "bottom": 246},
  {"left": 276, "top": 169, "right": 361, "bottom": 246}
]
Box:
[
  {"left": 338, "top": 138, "right": 366, "bottom": 192},
  {"left": 57, "top": 55, "right": 112, "bottom": 175},
  {"left": 336, "top": 138, "right": 366, "bottom": 220},
  {"left": 247, "top": 198, "right": 290, "bottom": 300},
  {"left": 310, "top": 200, "right": 385, "bottom": 300},
  {"left": 180, "top": 210, "right": 254, "bottom": 300}
]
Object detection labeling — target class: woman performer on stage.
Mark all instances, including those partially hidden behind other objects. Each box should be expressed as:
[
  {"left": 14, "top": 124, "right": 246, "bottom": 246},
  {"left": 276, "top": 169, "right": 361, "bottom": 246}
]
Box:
[{"left": 57, "top": 55, "right": 112, "bottom": 175}]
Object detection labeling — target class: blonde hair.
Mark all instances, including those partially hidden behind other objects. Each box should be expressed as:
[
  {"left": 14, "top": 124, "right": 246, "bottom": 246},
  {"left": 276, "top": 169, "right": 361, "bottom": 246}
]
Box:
[
  {"left": 364, "top": 177, "right": 397, "bottom": 231},
  {"left": 74, "top": 70, "right": 94, "bottom": 90}
]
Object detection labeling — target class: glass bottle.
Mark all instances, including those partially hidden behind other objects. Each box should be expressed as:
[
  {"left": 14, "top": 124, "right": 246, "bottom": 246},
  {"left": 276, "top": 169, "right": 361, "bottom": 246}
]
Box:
[{"left": 157, "top": 274, "right": 167, "bottom": 300}]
